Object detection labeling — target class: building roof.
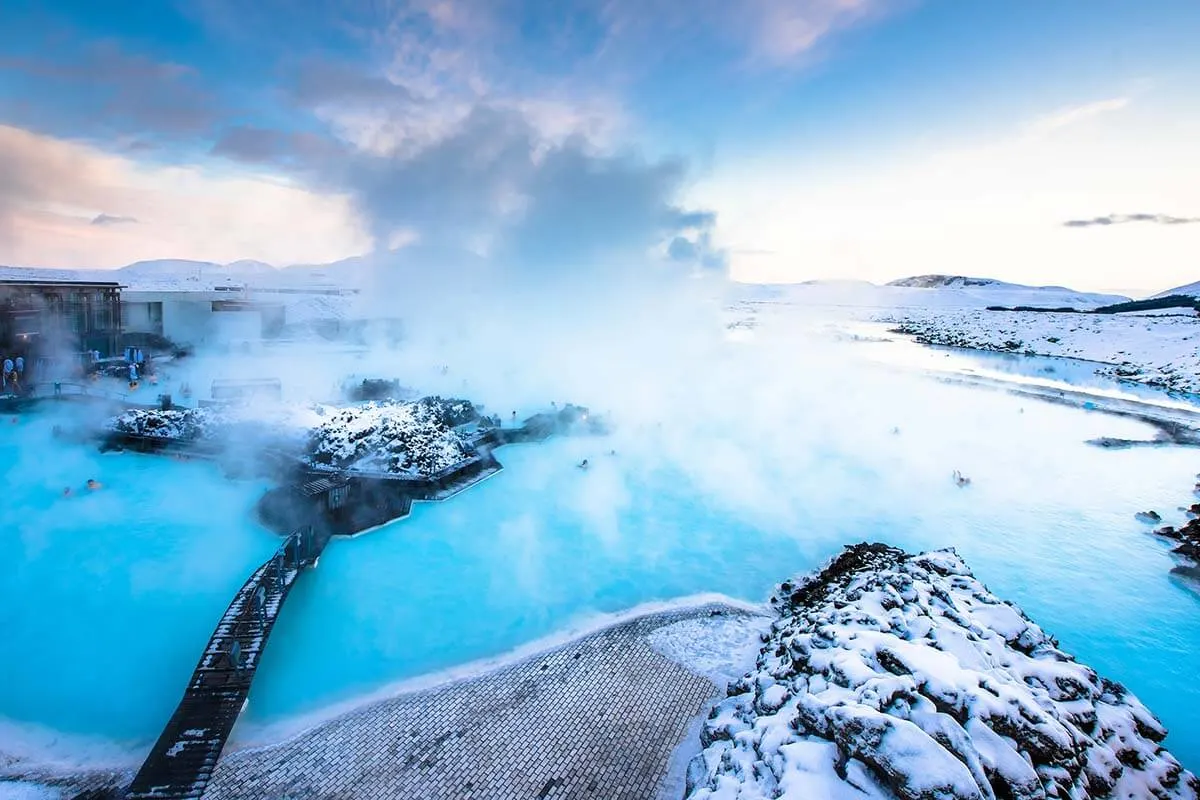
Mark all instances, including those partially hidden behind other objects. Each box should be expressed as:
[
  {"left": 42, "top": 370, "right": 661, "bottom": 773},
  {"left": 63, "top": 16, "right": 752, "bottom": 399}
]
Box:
[{"left": 0, "top": 278, "right": 122, "bottom": 288}]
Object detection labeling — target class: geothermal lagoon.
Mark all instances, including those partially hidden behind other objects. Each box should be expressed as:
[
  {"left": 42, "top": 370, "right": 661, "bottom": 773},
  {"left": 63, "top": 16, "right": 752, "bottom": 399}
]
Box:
[{"left": 2, "top": 331, "right": 1200, "bottom": 777}]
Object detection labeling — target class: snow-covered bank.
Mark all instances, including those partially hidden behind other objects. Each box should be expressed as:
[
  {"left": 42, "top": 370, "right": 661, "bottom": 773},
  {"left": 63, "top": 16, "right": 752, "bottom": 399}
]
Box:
[
  {"left": 686, "top": 544, "right": 1198, "bottom": 800},
  {"left": 885, "top": 309, "right": 1200, "bottom": 395}
]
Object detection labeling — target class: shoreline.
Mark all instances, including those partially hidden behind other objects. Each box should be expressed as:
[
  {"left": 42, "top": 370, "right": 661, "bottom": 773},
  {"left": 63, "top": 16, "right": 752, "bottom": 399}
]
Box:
[
  {"left": 0, "top": 593, "right": 767, "bottom": 781},
  {"left": 881, "top": 307, "right": 1200, "bottom": 395}
]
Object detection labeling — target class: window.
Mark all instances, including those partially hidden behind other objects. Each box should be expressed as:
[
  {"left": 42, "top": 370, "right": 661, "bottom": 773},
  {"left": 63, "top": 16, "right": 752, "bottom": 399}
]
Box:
[{"left": 328, "top": 485, "right": 349, "bottom": 510}]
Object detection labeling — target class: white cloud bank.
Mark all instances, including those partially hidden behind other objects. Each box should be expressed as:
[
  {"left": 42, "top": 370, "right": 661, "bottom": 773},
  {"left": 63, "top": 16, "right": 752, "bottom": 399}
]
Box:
[
  {"left": 700, "top": 95, "right": 1200, "bottom": 295},
  {"left": 0, "top": 124, "right": 371, "bottom": 269}
]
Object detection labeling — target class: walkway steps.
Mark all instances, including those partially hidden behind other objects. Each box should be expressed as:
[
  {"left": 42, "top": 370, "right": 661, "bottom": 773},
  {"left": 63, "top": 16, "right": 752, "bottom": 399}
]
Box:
[{"left": 125, "top": 528, "right": 326, "bottom": 800}]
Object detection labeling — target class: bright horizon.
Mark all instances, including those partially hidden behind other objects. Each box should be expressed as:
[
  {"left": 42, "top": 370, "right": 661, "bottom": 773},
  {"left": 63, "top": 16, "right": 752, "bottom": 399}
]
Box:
[{"left": 2, "top": 1, "right": 1199, "bottom": 295}]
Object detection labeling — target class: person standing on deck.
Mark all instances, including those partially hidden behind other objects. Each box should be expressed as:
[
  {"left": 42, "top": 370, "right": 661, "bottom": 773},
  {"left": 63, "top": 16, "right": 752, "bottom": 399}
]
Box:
[{"left": 2, "top": 357, "right": 12, "bottom": 391}]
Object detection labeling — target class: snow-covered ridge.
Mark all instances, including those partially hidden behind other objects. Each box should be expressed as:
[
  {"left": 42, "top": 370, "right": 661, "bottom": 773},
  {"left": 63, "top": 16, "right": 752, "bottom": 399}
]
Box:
[
  {"left": 686, "top": 543, "right": 1198, "bottom": 800},
  {"left": 884, "top": 308, "right": 1200, "bottom": 395},
  {"left": 731, "top": 276, "right": 1131, "bottom": 311},
  {"left": 1155, "top": 281, "right": 1200, "bottom": 300}
]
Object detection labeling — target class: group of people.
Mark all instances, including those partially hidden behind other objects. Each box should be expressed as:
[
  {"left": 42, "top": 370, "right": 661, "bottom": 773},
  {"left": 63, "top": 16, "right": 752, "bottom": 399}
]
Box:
[{"left": 1, "top": 355, "right": 26, "bottom": 394}]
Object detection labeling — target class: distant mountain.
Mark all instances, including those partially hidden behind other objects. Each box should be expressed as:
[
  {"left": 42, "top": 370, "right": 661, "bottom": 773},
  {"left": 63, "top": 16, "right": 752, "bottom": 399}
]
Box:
[
  {"left": 888, "top": 274, "right": 1077, "bottom": 292},
  {"left": 885, "top": 274, "right": 1129, "bottom": 308},
  {"left": 223, "top": 259, "right": 277, "bottom": 276},
  {"left": 118, "top": 259, "right": 221, "bottom": 275},
  {"left": 1152, "top": 280, "right": 1200, "bottom": 299}
]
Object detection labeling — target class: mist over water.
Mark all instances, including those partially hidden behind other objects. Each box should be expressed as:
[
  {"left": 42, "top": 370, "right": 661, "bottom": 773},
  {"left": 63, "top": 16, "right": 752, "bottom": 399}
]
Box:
[{"left": 2, "top": 263, "right": 1199, "bottom": 772}]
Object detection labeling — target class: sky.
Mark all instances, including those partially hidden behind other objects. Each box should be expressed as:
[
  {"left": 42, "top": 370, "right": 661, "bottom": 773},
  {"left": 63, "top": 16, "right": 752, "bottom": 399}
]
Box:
[{"left": 1, "top": 0, "right": 1199, "bottom": 294}]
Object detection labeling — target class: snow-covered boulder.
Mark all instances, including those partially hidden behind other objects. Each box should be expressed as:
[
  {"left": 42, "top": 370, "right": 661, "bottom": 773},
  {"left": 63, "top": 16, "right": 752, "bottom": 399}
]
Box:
[
  {"left": 306, "top": 399, "right": 474, "bottom": 477},
  {"left": 686, "top": 543, "right": 1198, "bottom": 800},
  {"left": 109, "top": 407, "right": 217, "bottom": 440}
]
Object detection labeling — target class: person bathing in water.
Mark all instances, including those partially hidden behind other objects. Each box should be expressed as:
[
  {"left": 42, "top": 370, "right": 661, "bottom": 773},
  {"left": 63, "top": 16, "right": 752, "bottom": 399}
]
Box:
[{"left": 86, "top": 478, "right": 103, "bottom": 491}]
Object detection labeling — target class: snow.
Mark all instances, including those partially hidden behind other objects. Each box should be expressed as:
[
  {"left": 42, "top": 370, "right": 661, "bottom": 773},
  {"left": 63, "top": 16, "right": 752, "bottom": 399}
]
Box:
[
  {"left": 306, "top": 398, "right": 476, "bottom": 477},
  {"left": 1155, "top": 281, "right": 1200, "bottom": 300},
  {"left": 883, "top": 308, "right": 1200, "bottom": 395},
  {"left": 685, "top": 544, "right": 1199, "bottom": 800},
  {"left": 648, "top": 615, "right": 773, "bottom": 687},
  {"left": 730, "top": 276, "right": 1131, "bottom": 311},
  {"left": 885, "top": 275, "right": 1130, "bottom": 307}
]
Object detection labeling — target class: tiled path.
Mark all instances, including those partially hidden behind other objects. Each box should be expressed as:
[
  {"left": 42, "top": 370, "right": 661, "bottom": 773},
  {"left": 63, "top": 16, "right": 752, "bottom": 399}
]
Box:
[{"left": 6, "top": 604, "right": 753, "bottom": 800}]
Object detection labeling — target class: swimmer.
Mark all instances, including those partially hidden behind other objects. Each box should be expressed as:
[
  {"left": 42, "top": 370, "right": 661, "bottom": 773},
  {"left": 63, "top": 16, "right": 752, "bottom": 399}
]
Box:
[
  {"left": 63, "top": 487, "right": 72, "bottom": 497},
  {"left": 952, "top": 470, "right": 971, "bottom": 488},
  {"left": 577, "top": 459, "right": 589, "bottom": 470},
  {"left": 86, "top": 478, "right": 102, "bottom": 491}
]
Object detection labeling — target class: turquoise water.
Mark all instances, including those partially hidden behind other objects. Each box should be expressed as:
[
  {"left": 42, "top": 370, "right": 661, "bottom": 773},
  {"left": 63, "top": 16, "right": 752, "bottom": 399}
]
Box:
[
  {"left": 1, "top": 358, "right": 1199, "bottom": 771},
  {"left": 0, "top": 415, "right": 278, "bottom": 749}
]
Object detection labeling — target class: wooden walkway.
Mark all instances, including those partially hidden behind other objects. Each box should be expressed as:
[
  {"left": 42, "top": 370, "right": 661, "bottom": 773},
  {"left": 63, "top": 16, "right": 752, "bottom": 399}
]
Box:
[{"left": 126, "top": 527, "right": 329, "bottom": 800}]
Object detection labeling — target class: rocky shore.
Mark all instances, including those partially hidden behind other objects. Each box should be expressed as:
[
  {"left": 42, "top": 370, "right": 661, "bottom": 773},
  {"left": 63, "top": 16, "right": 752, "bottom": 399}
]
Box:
[
  {"left": 686, "top": 543, "right": 1198, "bottom": 800},
  {"left": 884, "top": 309, "right": 1200, "bottom": 395},
  {"left": 1151, "top": 479, "right": 1200, "bottom": 582}
]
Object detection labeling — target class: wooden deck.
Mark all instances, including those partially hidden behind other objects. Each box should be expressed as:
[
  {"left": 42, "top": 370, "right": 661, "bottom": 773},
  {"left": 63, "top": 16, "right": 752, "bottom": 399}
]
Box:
[{"left": 125, "top": 527, "right": 329, "bottom": 800}]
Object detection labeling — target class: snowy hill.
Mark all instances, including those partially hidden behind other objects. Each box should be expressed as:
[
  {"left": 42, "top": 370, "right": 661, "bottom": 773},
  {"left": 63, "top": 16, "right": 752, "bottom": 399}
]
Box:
[
  {"left": 118, "top": 259, "right": 222, "bottom": 276},
  {"left": 731, "top": 275, "right": 1129, "bottom": 311},
  {"left": 886, "top": 274, "right": 1130, "bottom": 308},
  {"left": 1154, "top": 280, "right": 1200, "bottom": 299}
]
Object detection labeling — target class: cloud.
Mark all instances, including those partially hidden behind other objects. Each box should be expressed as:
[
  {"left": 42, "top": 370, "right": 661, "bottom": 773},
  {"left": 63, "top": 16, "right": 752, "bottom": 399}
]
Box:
[
  {"left": 1025, "top": 97, "right": 1129, "bottom": 136},
  {"left": 1063, "top": 213, "right": 1200, "bottom": 228},
  {"left": 0, "top": 41, "right": 225, "bottom": 139},
  {"left": 303, "top": 103, "right": 724, "bottom": 269},
  {"left": 293, "top": 62, "right": 419, "bottom": 110},
  {"left": 597, "top": 0, "right": 901, "bottom": 68},
  {"left": 90, "top": 213, "right": 138, "bottom": 226},
  {"left": 753, "top": 0, "right": 898, "bottom": 63},
  {"left": 0, "top": 124, "right": 369, "bottom": 268}
]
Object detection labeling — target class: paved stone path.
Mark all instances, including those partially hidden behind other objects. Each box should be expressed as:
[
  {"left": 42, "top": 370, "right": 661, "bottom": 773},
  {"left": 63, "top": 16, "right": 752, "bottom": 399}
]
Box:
[
  {"left": 5, "top": 604, "right": 754, "bottom": 800},
  {"left": 205, "top": 606, "right": 739, "bottom": 800}
]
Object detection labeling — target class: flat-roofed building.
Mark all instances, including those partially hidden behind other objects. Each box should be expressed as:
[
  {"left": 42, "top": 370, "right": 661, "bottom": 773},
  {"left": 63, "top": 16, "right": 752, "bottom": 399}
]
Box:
[{"left": 0, "top": 278, "right": 123, "bottom": 363}]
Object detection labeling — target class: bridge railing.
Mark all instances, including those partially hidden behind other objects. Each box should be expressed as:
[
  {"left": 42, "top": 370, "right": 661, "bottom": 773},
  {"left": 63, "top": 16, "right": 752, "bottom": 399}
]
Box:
[{"left": 29, "top": 381, "right": 131, "bottom": 403}]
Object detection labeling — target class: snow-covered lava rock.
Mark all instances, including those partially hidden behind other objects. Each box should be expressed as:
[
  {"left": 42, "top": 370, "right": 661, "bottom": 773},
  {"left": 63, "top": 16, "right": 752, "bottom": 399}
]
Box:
[
  {"left": 686, "top": 543, "right": 1198, "bottom": 800},
  {"left": 109, "top": 406, "right": 218, "bottom": 440},
  {"left": 305, "top": 397, "right": 477, "bottom": 477}
]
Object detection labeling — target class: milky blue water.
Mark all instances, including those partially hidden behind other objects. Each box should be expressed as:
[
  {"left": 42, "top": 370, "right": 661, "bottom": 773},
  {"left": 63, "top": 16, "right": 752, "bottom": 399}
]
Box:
[{"left": 2, "top": 348, "right": 1199, "bottom": 771}]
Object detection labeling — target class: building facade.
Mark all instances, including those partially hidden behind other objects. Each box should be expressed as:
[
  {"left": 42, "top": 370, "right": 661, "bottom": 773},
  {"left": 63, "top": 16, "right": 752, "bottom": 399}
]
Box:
[
  {"left": 0, "top": 279, "right": 123, "bottom": 362},
  {"left": 122, "top": 288, "right": 286, "bottom": 349}
]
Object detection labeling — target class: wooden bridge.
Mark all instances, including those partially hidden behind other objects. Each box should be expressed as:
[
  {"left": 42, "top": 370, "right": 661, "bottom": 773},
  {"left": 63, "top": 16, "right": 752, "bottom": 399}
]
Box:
[{"left": 125, "top": 526, "right": 330, "bottom": 800}]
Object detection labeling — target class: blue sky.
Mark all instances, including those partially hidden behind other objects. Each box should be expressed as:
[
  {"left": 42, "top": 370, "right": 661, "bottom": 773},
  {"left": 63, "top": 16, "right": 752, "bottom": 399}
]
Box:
[{"left": 2, "top": 0, "right": 1199, "bottom": 292}]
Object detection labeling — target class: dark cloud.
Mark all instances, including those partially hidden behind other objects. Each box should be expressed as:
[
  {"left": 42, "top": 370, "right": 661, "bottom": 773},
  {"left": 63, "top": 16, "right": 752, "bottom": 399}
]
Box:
[
  {"left": 210, "top": 125, "right": 345, "bottom": 168},
  {"left": 667, "top": 231, "right": 727, "bottom": 270},
  {"left": 292, "top": 62, "right": 417, "bottom": 110},
  {"left": 1064, "top": 213, "right": 1200, "bottom": 228},
  {"left": 314, "top": 104, "right": 725, "bottom": 270},
  {"left": 0, "top": 42, "right": 224, "bottom": 137},
  {"left": 91, "top": 213, "right": 138, "bottom": 226}
]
